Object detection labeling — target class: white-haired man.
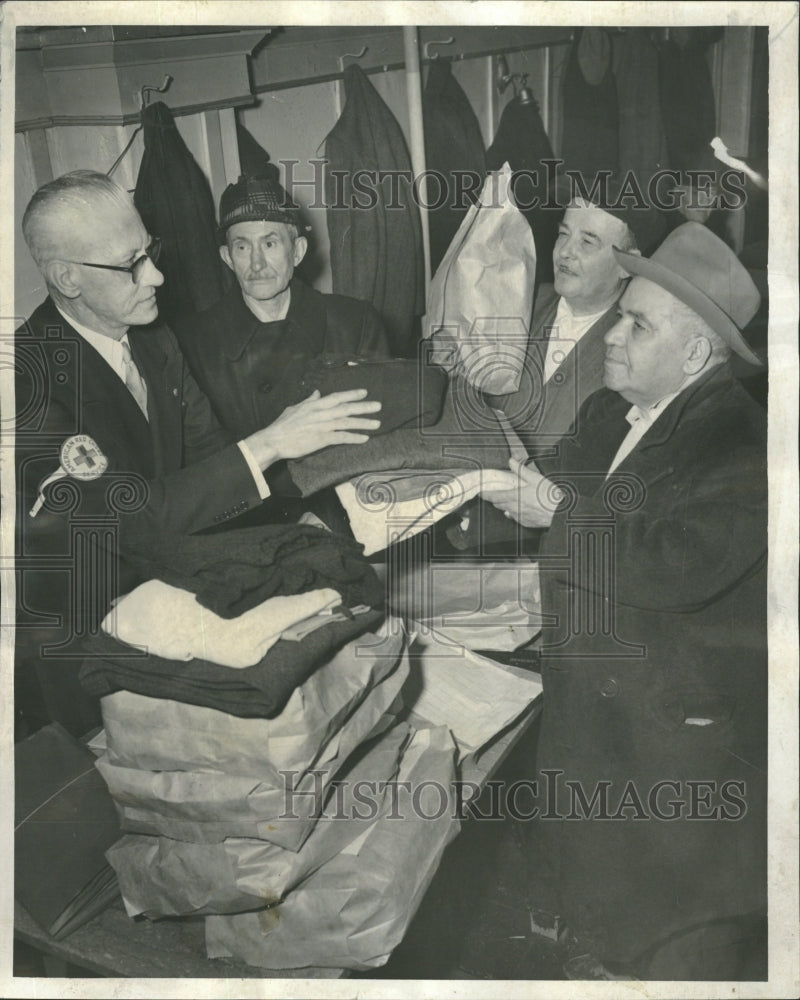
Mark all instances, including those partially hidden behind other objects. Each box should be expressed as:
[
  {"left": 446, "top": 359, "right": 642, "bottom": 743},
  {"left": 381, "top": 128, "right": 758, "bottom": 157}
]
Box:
[
  {"left": 14, "top": 170, "right": 380, "bottom": 735},
  {"left": 482, "top": 222, "right": 767, "bottom": 980}
]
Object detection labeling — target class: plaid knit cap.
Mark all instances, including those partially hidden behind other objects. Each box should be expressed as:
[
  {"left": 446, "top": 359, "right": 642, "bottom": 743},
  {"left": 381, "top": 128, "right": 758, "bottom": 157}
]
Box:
[{"left": 217, "top": 174, "right": 308, "bottom": 242}]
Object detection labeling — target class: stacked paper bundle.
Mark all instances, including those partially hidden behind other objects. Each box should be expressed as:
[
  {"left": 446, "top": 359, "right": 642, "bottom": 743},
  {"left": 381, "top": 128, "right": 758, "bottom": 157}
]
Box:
[{"left": 93, "top": 617, "right": 464, "bottom": 970}]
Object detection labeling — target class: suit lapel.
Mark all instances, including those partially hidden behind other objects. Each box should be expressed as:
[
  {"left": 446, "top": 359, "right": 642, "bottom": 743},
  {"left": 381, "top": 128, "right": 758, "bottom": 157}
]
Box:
[
  {"left": 34, "top": 302, "right": 154, "bottom": 477},
  {"left": 537, "top": 301, "right": 617, "bottom": 439},
  {"left": 129, "top": 325, "right": 183, "bottom": 477},
  {"left": 602, "top": 366, "right": 732, "bottom": 485}
]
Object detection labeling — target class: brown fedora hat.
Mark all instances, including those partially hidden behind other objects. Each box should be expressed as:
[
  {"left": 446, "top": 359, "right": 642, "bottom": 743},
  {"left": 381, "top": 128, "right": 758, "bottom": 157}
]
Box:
[{"left": 613, "top": 222, "right": 762, "bottom": 366}]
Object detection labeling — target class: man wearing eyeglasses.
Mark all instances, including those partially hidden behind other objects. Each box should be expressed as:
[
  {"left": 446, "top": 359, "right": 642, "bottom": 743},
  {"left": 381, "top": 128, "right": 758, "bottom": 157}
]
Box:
[{"left": 14, "top": 170, "right": 381, "bottom": 737}]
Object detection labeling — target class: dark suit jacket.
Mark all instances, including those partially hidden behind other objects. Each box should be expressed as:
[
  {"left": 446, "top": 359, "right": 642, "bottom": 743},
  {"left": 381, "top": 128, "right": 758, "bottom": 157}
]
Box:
[
  {"left": 15, "top": 298, "right": 264, "bottom": 732},
  {"left": 489, "top": 283, "right": 619, "bottom": 458},
  {"left": 534, "top": 363, "right": 767, "bottom": 968},
  {"left": 174, "top": 277, "right": 390, "bottom": 439}
]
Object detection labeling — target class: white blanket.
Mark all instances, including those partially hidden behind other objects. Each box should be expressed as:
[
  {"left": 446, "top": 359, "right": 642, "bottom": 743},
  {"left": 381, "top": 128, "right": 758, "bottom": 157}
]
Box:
[{"left": 101, "top": 580, "right": 341, "bottom": 668}]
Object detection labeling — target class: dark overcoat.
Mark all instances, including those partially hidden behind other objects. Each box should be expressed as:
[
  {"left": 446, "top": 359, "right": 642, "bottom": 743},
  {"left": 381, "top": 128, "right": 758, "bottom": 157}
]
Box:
[
  {"left": 534, "top": 363, "right": 767, "bottom": 967},
  {"left": 324, "top": 64, "right": 425, "bottom": 357},
  {"left": 174, "top": 277, "right": 389, "bottom": 439}
]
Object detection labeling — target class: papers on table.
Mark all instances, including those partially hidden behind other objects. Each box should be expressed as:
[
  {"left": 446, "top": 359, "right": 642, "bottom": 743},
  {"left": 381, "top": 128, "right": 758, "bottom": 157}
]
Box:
[{"left": 405, "top": 627, "right": 542, "bottom": 756}]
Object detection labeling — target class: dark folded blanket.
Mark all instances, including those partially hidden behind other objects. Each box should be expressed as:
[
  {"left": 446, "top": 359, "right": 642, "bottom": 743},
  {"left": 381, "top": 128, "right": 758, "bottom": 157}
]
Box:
[
  {"left": 124, "top": 523, "right": 385, "bottom": 619},
  {"left": 287, "top": 374, "right": 511, "bottom": 497},
  {"left": 265, "top": 354, "right": 448, "bottom": 433},
  {"left": 79, "top": 609, "right": 385, "bottom": 718}
]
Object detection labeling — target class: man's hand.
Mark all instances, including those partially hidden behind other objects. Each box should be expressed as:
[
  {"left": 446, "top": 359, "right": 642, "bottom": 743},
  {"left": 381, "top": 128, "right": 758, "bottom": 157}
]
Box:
[
  {"left": 244, "top": 389, "right": 381, "bottom": 467},
  {"left": 480, "top": 457, "right": 561, "bottom": 529}
]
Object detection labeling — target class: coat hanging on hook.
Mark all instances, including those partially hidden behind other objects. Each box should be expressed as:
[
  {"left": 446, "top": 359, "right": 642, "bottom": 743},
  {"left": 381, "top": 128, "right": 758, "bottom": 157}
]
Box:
[
  {"left": 324, "top": 64, "right": 424, "bottom": 357},
  {"left": 422, "top": 58, "right": 486, "bottom": 273},
  {"left": 134, "top": 101, "right": 231, "bottom": 325},
  {"left": 486, "top": 87, "right": 557, "bottom": 288}
]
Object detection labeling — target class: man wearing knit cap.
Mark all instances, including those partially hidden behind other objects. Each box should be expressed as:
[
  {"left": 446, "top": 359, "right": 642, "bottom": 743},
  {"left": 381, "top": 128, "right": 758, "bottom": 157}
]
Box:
[
  {"left": 176, "top": 174, "right": 390, "bottom": 444},
  {"left": 482, "top": 222, "right": 767, "bottom": 980}
]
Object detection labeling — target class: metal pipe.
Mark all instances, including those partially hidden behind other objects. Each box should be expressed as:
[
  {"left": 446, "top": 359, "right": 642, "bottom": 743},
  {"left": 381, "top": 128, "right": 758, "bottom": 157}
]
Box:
[{"left": 403, "top": 26, "right": 431, "bottom": 286}]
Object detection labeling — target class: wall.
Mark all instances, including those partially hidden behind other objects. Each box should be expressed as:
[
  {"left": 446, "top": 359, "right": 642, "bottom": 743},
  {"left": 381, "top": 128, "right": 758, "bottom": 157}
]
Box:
[
  {"left": 14, "top": 32, "right": 558, "bottom": 313},
  {"left": 14, "top": 25, "right": 761, "bottom": 319},
  {"left": 237, "top": 54, "right": 526, "bottom": 293}
]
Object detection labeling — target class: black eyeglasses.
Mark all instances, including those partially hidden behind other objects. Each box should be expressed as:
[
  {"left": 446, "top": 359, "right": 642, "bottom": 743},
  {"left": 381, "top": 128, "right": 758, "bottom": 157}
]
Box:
[{"left": 77, "top": 237, "right": 162, "bottom": 283}]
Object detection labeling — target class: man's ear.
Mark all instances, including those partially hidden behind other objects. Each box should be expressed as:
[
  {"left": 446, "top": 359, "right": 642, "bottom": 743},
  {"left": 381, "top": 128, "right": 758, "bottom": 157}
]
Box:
[
  {"left": 684, "top": 335, "right": 713, "bottom": 374},
  {"left": 292, "top": 235, "right": 308, "bottom": 268},
  {"left": 219, "top": 244, "right": 233, "bottom": 270},
  {"left": 45, "top": 260, "right": 81, "bottom": 299}
]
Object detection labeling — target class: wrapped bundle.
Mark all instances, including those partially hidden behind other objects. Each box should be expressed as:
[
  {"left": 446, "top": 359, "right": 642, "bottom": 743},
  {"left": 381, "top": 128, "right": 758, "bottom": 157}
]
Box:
[
  {"left": 205, "top": 725, "right": 460, "bottom": 970},
  {"left": 107, "top": 722, "right": 412, "bottom": 919}
]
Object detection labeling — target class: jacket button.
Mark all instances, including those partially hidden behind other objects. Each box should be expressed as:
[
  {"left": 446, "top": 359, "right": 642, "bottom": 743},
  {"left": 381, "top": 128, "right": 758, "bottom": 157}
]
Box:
[
  {"left": 600, "top": 678, "right": 619, "bottom": 698},
  {"left": 172, "top": 387, "right": 179, "bottom": 397},
  {"left": 260, "top": 382, "right": 272, "bottom": 393}
]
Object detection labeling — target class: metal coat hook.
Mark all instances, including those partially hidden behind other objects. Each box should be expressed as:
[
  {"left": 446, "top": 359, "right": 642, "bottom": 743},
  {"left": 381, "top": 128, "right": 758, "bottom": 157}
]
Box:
[
  {"left": 337, "top": 45, "right": 368, "bottom": 73},
  {"left": 424, "top": 36, "right": 454, "bottom": 60},
  {"left": 139, "top": 74, "right": 173, "bottom": 110},
  {"left": 496, "top": 57, "right": 535, "bottom": 105},
  {"left": 334, "top": 46, "right": 368, "bottom": 118}
]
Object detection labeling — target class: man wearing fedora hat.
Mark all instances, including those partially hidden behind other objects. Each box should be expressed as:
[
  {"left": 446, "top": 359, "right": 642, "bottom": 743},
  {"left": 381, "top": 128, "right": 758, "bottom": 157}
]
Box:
[
  {"left": 482, "top": 222, "right": 767, "bottom": 979},
  {"left": 175, "top": 174, "right": 390, "bottom": 445}
]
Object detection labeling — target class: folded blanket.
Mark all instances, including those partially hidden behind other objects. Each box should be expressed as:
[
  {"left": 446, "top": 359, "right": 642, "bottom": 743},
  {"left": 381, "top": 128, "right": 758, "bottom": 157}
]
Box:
[
  {"left": 338, "top": 468, "right": 519, "bottom": 556},
  {"left": 80, "top": 609, "right": 385, "bottom": 718},
  {"left": 122, "top": 523, "right": 384, "bottom": 619},
  {"left": 264, "top": 354, "right": 448, "bottom": 433},
  {"left": 102, "top": 582, "right": 341, "bottom": 668},
  {"left": 287, "top": 374, "right": 511, "bottom": 497}
]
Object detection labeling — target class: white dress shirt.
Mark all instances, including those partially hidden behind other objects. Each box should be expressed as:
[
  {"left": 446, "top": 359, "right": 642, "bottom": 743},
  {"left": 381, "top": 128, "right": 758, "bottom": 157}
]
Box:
[
  {"left": 543, "top": 297, "right": 608, "bottom": 384},
  {"left": 56, "top": 307, "right": 269, "bottom": 499},
  {"left": 606, "top": 393, "right": 681, "bottom": 477},
  {"left": 606, "top": 369, "right": 713, "bottom": 477}
]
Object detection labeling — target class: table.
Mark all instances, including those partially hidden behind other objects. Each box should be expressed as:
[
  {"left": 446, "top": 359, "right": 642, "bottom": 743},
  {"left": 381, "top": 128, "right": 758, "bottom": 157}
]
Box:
[{"left": 15, "top": 656, "right": 542, "bottom": 979}]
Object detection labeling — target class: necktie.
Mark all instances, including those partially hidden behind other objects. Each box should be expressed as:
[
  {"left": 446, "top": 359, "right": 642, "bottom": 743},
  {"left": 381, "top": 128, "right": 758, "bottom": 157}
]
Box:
[{"left": 120, "top": 341, "right": 149, "bottom": 420}]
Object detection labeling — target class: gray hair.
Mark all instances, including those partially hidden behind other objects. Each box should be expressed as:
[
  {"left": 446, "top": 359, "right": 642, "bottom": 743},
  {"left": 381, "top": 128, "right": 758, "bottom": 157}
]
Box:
[
  {"left": 676, "top": 299, "right": 731, "bottom": 364},
  {"left": 22, "top": 170, "right": 134, "bottom": 271},
  {"left": 616, "top": 226, "right": 638, "bottom": 253}
]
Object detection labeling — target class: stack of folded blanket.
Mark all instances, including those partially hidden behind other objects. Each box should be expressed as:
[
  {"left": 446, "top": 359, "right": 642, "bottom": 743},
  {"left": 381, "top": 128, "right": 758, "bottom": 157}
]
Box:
[{"left": 80, "top": 522, "right": 385, "bottom": 718}]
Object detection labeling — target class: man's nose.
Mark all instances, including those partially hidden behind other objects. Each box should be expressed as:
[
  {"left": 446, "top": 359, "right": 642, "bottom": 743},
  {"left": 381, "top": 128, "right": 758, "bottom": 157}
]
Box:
[
  {"left": 604, "top": 318, "right": 626, "bottom": 346},
  {"left": 557, "top": 234, "right": 576, "bottom": 259},
  {"left": 250, "top": 246, "right": 266, "bottom": 271},
  {"left": 140, "top": 257, "right": 165, "bottom": 288}
]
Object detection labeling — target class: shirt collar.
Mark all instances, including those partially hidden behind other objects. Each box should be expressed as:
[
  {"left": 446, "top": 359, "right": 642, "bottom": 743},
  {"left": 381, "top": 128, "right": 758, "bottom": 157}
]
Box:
[
  {"left": 556, "top": 296, "right": 609, "bottom": 327},
  {"left": 624, "top": 368, "right": 711, "bottom": 429}
]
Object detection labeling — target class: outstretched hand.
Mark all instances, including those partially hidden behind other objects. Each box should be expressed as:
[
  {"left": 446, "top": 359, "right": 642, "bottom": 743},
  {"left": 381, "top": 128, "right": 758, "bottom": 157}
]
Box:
[
  {"left": 480, "top": 457, "right": 562, "bottom": 528},
  {"left": 244, "top": 389, "right": 382, "bottom": 466}
]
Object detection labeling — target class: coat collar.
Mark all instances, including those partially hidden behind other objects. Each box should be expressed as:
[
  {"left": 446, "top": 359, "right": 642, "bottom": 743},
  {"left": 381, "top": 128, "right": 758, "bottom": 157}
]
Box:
[
  {"left": 33, "top": 298, "right": 169, "bottom": 396},
  {"left": 632, "top": 362, "right": 735, "bottom": 453},
  {"left": 221, "top": 277, "right": 324, "bottom": 361}
]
